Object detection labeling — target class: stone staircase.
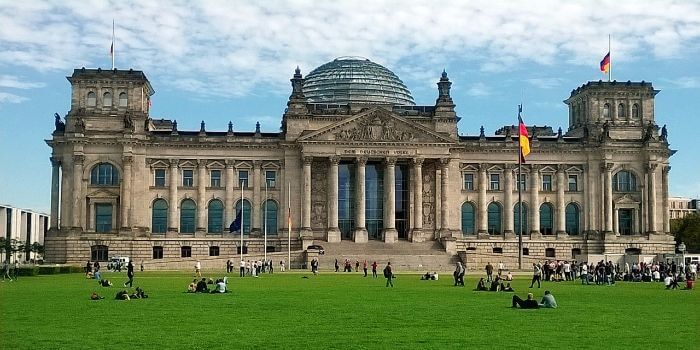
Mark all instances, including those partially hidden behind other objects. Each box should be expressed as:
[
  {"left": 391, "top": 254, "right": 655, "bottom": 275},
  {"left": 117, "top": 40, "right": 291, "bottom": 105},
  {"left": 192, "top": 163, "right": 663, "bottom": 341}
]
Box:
[{"left": 312, "top": 240, "right": 460, "bottom": 272}]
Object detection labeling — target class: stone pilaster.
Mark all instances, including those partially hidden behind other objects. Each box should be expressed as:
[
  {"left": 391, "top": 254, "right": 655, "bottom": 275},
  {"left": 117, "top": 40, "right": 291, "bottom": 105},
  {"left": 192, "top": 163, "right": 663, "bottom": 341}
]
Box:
[
  {"left": 438, "top": 158, "right": 451, "bottom": 238},
  {"left": 647, "top": 163, "right": 658, "bottom": 234},
  {"left": 503, "top": 164, "right": 514, "bottom": 237},
  {"left": 353, "top": 156, "right": 368, "bottom": 243},
  {"left": 662, "top": 166, "right": 670, "bottom": 233},
  {"left": 196, "top": 159, "right": 207, "bottom": 235},
  {"left": 121, "top": 154, "right": 133, "bottom": 230},
  {"left": 327, "top": 156, "right": 341, "bottom": 242},
  {"left": 383, "top": 157, "right": 398, "bottom": 243},
  {"left": 50, "top": 156, "right": 61, "bottom": 229},
  {"left": 168, "top": 159, "right": 179, "bottom": 233},
  {"left": 477, "top": 164, "right": 488, "bottom": 237},
  {"left": 301, "top": 156, "right": 313, "bottom": 236},
  {"left": 556, "top": 165, "right": 566, "bottom": 237},
  {"left": 71, "top": 154, "right": 84, "bottom": 229},
  {"left": 603, "top": 162, "right": 614, "bottom": 234},
  {"left": 410, "top": 158, "right": 424, "bottom": 242},
  {"left": 252, "top": 160, "right": 261, "bottom": 233},
  {"left": 529, "top": 164, "right": 540, "bottom": 237},
  {"left": 225, "top": 160, "right": 235, "bottom": 232}
]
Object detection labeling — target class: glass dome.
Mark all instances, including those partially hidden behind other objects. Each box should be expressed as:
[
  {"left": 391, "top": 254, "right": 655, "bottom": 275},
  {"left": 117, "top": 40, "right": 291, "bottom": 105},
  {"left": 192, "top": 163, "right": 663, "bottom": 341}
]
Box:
[{"left": 303, "top": 57, "right": 415, "bottom": 106}]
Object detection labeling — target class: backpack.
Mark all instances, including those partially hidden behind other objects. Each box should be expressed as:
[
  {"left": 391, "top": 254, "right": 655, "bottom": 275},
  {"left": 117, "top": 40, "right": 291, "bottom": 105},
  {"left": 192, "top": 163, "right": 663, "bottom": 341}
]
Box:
[{"left": 383, "top": 266, "right": 391, "bottom": 278}]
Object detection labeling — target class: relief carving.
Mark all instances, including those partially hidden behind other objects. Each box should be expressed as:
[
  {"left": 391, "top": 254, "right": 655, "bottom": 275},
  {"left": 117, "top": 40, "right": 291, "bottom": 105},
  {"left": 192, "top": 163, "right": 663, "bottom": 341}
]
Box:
[
  {"left": 334, "top": 115, "right": 415, "bottom": 141},
  {"left": 422, "top": 161, "right": 436, "bottom": 229},
  {"left": 311, "top": 160, "right": 328, "bottom": 229}
]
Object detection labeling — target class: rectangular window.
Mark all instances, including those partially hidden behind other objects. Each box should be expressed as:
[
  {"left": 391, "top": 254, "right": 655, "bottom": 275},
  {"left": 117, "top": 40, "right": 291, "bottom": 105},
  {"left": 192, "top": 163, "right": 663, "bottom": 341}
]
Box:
[
  {"left": 95, "top": 203, "right": 112, "bottom": 233},
  {"left": 518, "top": 174, "right": 527, "bottom": 191},
  {"left": 489, "top": 174, "right": 500, "bottom": 191},
  {"left": 568, "top": 175, "right": 578, "bottom": 192},
  {"left": 266, "top": 170, "right": 276, "bottom": 188},
  {"left": 236, "top": 246, "right": 248, "bottom": 254},
  {"left": 542, "top": 175, "right": 552, "bottom": 191},
  {"left": 181, "top": 246, "right": 192, "bottom": 258},
  {"left": 523, "top": 248, "right": 530, "bottom": 256},
  {"left": 463, "top": 173, "right": 474, "bottom": 190},
  {"left": 239, "top": 170, "right": 249, "bottom": 188},
  {"left": 209, "top": 246, "right": 220, "bottom": 256},
  {"left": 183, "top": 169, "right": 194, "bottom": 187},
  {"left": 154, "top": 169, "right": 166, "bottom": 187},
  {"left": 152, "top": 246, "right": 164, "bottom": 259},
  {"left": 210, "top": 170, "right": 222, "bottom": 187}
]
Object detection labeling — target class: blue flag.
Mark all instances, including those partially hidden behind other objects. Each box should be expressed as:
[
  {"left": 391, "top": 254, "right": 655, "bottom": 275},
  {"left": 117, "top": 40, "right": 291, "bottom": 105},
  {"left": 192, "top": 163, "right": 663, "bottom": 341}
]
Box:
[{"left": 229, "top": 209, "right": 242, "bottom": 233}]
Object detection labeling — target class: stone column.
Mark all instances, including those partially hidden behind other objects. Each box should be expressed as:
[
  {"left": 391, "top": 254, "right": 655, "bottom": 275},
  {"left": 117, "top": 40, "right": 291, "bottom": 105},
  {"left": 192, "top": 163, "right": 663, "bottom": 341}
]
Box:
[
  {"left": 301, "top": 156, "right": 312, "bottom": 235},
  {"left": 477, "top": 164, "right": 488, "bottom": 236},
  {"left": 252, "top": 160, "right": 261, "bottom": 233},
  {"left": 72, "top": 154, "right": 84, "bottom": 229},
  {"left": 225, "top": 160, "right": 235, "bottom": 231},
  {"left": 530, "top": 165, "right": 540, "bottom": 236},
  {"left": 50, "top": 156, "right": 61, "bottom": 229},
  {"left": 556, "top": 165, "right": 566, "bottom": 236},
  {"left": 410, "top": 158, "right": 424, "bottom": 242},
  {"left": 503, "top": 164, "right": 514, "bottom": 237},
  {"left": 383, "top": 157, "right": 398, "bottom": 243},
  {"left": 603, "top": 162, "right": 614, "bottom": 234},
  {"left": 353, "top": 157, "right": 368, "bottom": 243},
  {"left": 327, "top": 156, "right": 341, "bottom": 242},
  {"left": 121, "top": 155, "right": 133, "bottom": 230},
  {"left": 662, "top": 166, "right": 670, "bottom": 233},
  {"left": 647, "top": 163, "right": 658, "bottom": 234},
  {"left": 438, "top": 158, "right": 451, "bottom": 238},
  {"left": 168, "top": 159, "right": 179, "bottom": 232},
  {"left": 196, "top": 160, "right": 207, "bottom": 234}
]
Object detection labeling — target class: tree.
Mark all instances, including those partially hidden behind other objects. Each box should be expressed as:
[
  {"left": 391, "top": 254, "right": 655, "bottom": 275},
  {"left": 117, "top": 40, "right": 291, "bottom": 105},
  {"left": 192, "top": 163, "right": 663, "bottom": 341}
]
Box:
[
  {"left": 29, "top": 242, "right": 45, "bottom": 263},
  {"left": 671, "top": 214, "right": 700, "bottom": 253},
  {"left": 0, "top": 238, "right": 21, "bottom": 264}
]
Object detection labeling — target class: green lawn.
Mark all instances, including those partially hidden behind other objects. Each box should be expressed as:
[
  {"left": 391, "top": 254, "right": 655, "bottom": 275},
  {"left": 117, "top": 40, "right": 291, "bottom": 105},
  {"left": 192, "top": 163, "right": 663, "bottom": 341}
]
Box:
[{"left": 1, "top": 270, "right": 698, "bottom": 349}]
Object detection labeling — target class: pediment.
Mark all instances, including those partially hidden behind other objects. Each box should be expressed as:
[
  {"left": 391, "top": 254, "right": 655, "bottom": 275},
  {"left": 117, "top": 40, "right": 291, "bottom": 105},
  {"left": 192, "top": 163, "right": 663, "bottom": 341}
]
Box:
[
  {"left": 262, "top": 161, "right": 280, "bottom": 170},
  {"left": 87, "top": 188, "right": 119, "bottom": 198},
  {"left": 297, "top": 107, "right": 455, "bottom": 144},
  {"left": 460, "top": 164, "right": 479, "bottom": 172},
  {"left": 179, "top": 160, "right": 197, "bottom": 168},
  {"left": 540, "top": 165, "right": 557, "bottom": 174},
  {"left": 235, "top": 161, "right": 252, "bottom": 169},
  {"left": 148, "top": 159, "right": 170, "bottom": 168},
  {"left": 207, "top": 160, "right": 225, "bottom": 169},
  {"left": 566, "top": 165, "right": 584, "bottom": 174},
  {"left": 615, "top": 194, "right": 640, "bottom": 205},
  {"left": 487, "top": 165, "right": 503, "bottom": 172}
]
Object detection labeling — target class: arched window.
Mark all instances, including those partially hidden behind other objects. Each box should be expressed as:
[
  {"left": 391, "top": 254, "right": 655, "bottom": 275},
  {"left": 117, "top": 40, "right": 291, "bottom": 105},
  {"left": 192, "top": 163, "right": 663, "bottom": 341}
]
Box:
[
  {"left": 513, "top": 202, "right": 529, "bottom": 235},
  {"left": 90, "top": 163, "right": 120, "bottom": 186},
  {"left": 119, "top": 92, "right": 128, "bottom": 107},
  {"left": 631, "top": 104, "right": 639, "bottom": 119},
  {"left": 461, "top": 202, "right": 475, "bottom": 235},
  {"left": 103, "top": 92, "right": 112, "bottom": 107},
  {"left": 235, "top": 199, "right": 252, "bottom": 234},
  {"left": 262, "top": 200, "right": 278, "bottom": 234},
  {"left": 152, "top": 199, "right": 168, "bottom": 233},
  {"left": 487, "top": 202, "right": 502, "bottom": 235},
  {"left": 565, "top": 203, "right": 580, "bottom": 235},
  {"left": 539, "top": 203, "right": 554, "bottom": 235},
  {"left": 87, "top": 91, "right": 96, "bottom": 107},
  {"left": 613, "top": 171, "right": 637, "bottom": 192},
  {"left": 180, "top": 199, "right": 196, "bottom": 233},
  {"left": 603, "top": 103, "right": 611, "bottom": 119},
  {"left": 207, "top": 199, "right": 224, "bottom": 233},
  {"left": 617, "top": 103, "right": 625, "bottom": 118}
]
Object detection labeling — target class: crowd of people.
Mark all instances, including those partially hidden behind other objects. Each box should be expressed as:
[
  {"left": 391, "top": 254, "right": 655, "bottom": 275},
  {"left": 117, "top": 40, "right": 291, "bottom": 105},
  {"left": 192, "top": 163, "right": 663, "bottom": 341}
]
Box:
[{"left": 233, "top": 258, "right": 279, "bottom": 277}]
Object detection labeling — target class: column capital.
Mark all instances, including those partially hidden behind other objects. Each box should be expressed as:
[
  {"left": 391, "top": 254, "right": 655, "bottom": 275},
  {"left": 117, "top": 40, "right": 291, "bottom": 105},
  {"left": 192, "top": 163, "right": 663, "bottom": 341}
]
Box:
[
  {"left": 50, "top": 156, "right": 62, "bottom": 167},
  {"left": 503, "top": 163, "right": 514, "bottom": 171},
  {"left": 356, "top": 156, "right": 368, "bottom": 166},
  {"left": 329, "top": 156, "right": 340, "bottom": 165},
  {"left": 529, "top": 164, "right": 540, "bottom": 172},
  {"left": 411, "top": 157, "right": 424, "bottom": 166},
  {"left": 72, "top": 154, "right": 85, "bottom": 165},
  {"left": 556, "top": 163, "right": 566, "bottom": 173},
  {"left": 169, "top": 158, "right": 179, "bottom": 167},
  {"left": 439, "top": 158, "right": 451, "bottom": 167},
  {"left": 385, "top": 157, "right": 397, "bottom": 166},
  {"left": 478, "top": 163, "right": 489, "bottom": 172},
  {"left": 600, "top": 162, "right": 613, "bottom": 172},
  {"left": 252, "top": 159, "right": 262, "bottom": 168},
  {"left": 197, "top": 159, "right": 207, "bottom": 167},
  {"left": 122, "top": 155, "right": 133, "bottom": 165},
  {"left": 225, "top": 159, "right": 236, "bottom": 168},
  {"left": 302, "top": 156, "right": 313, "bottom": 165},
  {"left": 662, "top": 165, "right": 671, "bottom": 174},
  {"left": 646, "top": 163, "right": 658, "bottom": 172}
]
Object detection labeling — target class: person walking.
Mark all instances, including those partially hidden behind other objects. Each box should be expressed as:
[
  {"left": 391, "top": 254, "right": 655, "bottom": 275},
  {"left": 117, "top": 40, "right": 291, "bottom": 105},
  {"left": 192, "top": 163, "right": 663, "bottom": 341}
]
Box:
[
  {"left": 239, "top": 259, "right": 246, "bottom": 277},
  {"left": 485, "top": 262, "right": 494, "bottom": 282},
  {"left": 363, "top": 260, "right": 368, "bottom": 277},
  {"left": 454, "top": 262, "right": 465, "bottom": 286},
  {"left": 13, "top": 260, "right": 20, "bottom": 280},
  {"left": 384, "top": 262, "right": 394, "bottom": 287},
  {"left": 195, "top": 260, "right": 202, "bottom": 277},
  {"left": 140, "top": 260, "right": 144, "bottom": 272},
  {"left": 2, "top": 261, "right": 13, "bottom": 281},
  {"left": 124, "top": 261, "right": 134, "bottom": 287},
  {"left": 372, "top": 261, "right": 378, "bottom": 278},
  {"left": 529, "top": 263, "right": 542, "bottom": 288},
  {"left": 335, "top": 259, "right": 339, "bottom": 273}
]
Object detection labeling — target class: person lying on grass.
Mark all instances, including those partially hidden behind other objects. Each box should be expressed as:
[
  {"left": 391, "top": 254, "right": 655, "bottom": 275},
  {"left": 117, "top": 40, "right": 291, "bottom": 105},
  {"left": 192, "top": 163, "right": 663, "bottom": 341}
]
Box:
[
  {"left": 90, "top": 291, "right": 104, "bottom": 300},
  {"left": 512, "top": 291, "right": 557, "bottom": 309},
  {"left": 100, "top": 279, "right": 112, "bottom": 287},
  {"left": 130, "top": 287, "right": 148, "bottom": 299},
  {"left": 115, "top": 290, "right": 130, "bottom": 300}
]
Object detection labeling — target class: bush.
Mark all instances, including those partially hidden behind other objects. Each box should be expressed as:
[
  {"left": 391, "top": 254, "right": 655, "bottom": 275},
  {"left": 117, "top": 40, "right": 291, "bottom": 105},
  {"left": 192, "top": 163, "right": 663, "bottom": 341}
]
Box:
[
  {"left": 59, "top": 266, "right": 72, "bottom": 274},
  {"left": 38, "top": 266, "right": 60, "bottom": 275},
  {"left": 17, "top": 266, "right": 39, "bottom": 276}
]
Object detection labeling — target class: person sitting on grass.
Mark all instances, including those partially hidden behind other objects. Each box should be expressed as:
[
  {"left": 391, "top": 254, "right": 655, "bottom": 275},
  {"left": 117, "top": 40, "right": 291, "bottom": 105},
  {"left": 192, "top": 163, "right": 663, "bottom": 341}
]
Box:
[
  {"left": 100, "top": 279, "right": 112, "bottom": 287},
  {"left": 90, "top": 291, "right": 104, "bottom": 300},
  {"left": 195, "top": 278, "right": 209, "bottom": 293},
  {"left": 500, "top": 282, "right": 514, "bottom": 292},
  {"left": 489, "top": 276, "right": 502, "bottom": 291},
  {"left": 539, "top": 290, "right": 557, "bottom": 308},
  {"left": 505, "top": 271, "right": 513, "bottom": 281},
  {"left": 211, "top": 278, "right": 227, "bottom": 293},
  {"left": 474, "top": 278, "right": 488, "bottom": 291},
  {"left": 664, "top": 274, "right": 679, "bottom": 289},
  {"left": 115, "top": 290, "right": 130, "bottom": 300},
  {"left": 187, "top": 279, "right": 197, "bottom": 293},
  {"left": 512, "top": 293, "right": 539, "bottom": 309},
  {"left": 130, "top": 287, "right": 148, "bottom": 299},
  {"left": 93, "top": 268, "right": 102, "bottom": 281}
]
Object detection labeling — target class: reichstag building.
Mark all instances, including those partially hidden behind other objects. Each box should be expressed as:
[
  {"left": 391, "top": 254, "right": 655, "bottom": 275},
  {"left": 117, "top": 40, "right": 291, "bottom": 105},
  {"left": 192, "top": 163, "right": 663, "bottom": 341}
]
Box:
[{"left": 45, "top": 57, "right": 675, "bottom": 268}]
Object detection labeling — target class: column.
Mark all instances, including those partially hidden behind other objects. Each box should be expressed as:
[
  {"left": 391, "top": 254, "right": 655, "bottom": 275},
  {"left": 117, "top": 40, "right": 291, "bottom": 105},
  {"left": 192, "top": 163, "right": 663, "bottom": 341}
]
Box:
[
  {"left": 196, "top": 160, "right": 206, "bottom": 233},
  {"left": 410, "top": 158, "right": 423, "bottom": 242},
  {"left": 252, "top": 160, "right": 261, "bottom": 233},
  {"left": 301, "top": 156, "right": 312, "bottom": 235},
  {"left": 120, "top": 155, "right": 133, "bottom": 230},
  {"left": 530, "top": 165, "right": 540, "bottom": 236},
  {"left": 438, "top": 158, "right": 451, "bottom": 237},
  {"left": 662, "top": 166, "right": 670, "bottom": 233},
  {"left": 225, "top": 160, "right": 235, "bottom": 231},
  {"left": 647, "top": 163, "right": 658, "bottom": 234},
  {"left": 503, "top": 164, "right": 514, "bottom": 236},
  {"left": 603, "top": 162, "right": 614, "bottom": 233},
  {"left": 353, "top": 157, "right": 368, "bottom": 242},
  {"left": 326, "top": 156, "right": 340, "bottom": 242},
  {"left": 477, "top": 164, "right": 488, "bottom": 236},
  {"left": 50, "top": 156, "right": 61, "bottom": 229},
  {"left": 383, "top": 157, "right": 398, "bottom": 243},
  {"left": 72, "top": 154, "right": 84, "bottom": 229},
  {"left": 168, "top": 159, "right": 179, "bottom": 232},
  {"left": 556, "top": 165, "right": 566, "bottom": 236}
]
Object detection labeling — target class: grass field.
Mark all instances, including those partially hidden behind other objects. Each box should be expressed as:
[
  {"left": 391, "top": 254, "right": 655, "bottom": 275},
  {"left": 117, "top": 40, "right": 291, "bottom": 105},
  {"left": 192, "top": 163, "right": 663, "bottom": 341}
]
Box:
[{"left": 1, "top": 270, "right": 698, "bottom": 349}]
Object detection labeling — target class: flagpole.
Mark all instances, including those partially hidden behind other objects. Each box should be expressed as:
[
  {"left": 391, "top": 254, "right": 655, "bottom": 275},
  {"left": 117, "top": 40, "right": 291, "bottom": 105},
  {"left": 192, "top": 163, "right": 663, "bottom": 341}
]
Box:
[
  {"left": 608, "top": 34, "right": 612, "bottom": 82},
  {"left": 240, "top": 186, "right": 244, "bottom": 262},
  {"left": 264, "top": 180, "right": 268, "bottom": 264},
  {"left": 111, "top": 20, "right": 115, "bottom": 70},
  {"left": 517, "top": 104, "right": 523, "bottom": 270},
  {"left": 288, "top": 181, "right": 291, "bottom": 271}
]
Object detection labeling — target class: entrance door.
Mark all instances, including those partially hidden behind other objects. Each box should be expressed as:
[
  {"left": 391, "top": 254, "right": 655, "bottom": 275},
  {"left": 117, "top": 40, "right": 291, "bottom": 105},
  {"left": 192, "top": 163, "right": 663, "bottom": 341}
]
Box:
[
  {"left": 618, "top": 209, "right": 633, "bottom": 235},
  {"left": 365, "top": 163, "right": 383, "bottom": 239},
  {"left": 395, "top": 164, "right": 409, "bottom": 239}
]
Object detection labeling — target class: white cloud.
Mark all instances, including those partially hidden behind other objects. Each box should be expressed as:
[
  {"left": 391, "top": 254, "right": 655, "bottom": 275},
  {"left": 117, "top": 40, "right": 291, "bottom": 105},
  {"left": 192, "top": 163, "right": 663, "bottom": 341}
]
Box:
[
  {"left": 0, "top": 0, "right": 698, "bottom": 99},
  {"left": 0, "top": 75, "right": 46, "bottom": 89},
  {"left": 0, "top": 92, "right": 28, "bottom": 104},
  {"left": 526, "top": 78, "right": 565, "bottom": 90},
  {"left": 663, "top": 77, "right": 700, "bottom": 89},
  {"left": 465, "top": 82, "right": 490, "bottom": 97}
]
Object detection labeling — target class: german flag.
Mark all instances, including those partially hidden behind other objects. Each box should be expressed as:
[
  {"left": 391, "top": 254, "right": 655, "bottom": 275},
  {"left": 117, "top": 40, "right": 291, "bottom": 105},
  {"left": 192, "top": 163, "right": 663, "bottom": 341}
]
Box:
[
  {"left": 518, "top": 105, "right": 530, "bottom": 162},
  {"left": 600, "top": 52, "right": 611, "bottom": 73}
]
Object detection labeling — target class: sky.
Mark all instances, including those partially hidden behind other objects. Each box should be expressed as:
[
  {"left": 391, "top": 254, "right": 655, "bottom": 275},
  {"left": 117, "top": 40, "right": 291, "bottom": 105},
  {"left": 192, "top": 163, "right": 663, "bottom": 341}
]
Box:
[{"left": 1, "top": 0, "right": 699, "bottom": 214}]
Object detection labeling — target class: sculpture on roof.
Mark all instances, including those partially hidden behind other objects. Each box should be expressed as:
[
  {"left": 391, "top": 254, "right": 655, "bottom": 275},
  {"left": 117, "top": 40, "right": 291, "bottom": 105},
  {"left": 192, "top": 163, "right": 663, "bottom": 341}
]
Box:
[{"left": 54, "top": 113, "right": 65, "bottom": 133}]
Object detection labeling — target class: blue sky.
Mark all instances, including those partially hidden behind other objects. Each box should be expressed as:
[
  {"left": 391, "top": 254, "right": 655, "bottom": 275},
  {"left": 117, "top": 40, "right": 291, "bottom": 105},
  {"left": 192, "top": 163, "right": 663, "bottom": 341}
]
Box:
[{"left": 1, "top": 0, "right": 699, "bottom": 213}]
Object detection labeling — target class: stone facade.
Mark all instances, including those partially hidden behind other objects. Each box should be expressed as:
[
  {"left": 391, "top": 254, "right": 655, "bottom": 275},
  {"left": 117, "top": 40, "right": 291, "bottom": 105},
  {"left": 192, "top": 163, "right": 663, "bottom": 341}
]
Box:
[{"left": 45, "top": 63, "right": 676, "bottom": 269}]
